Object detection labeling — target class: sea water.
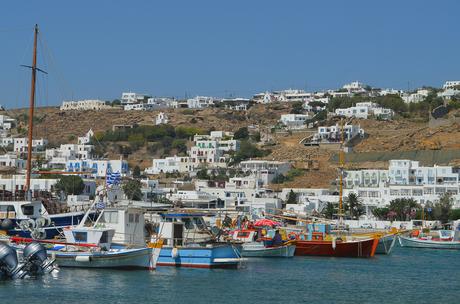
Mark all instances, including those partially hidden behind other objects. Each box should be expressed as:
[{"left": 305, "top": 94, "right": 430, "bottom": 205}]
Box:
[{"left": 1, "top": 246, "right": 458, "bottom": 304}]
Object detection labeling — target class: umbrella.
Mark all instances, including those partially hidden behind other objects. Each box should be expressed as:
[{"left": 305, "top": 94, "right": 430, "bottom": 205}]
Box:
[{"left": 253, "top": 219, "right": 282, "bottom": 227}]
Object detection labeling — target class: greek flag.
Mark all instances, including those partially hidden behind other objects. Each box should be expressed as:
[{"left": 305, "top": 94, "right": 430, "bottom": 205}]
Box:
[
  {"left": 95, "top": 201, "right": 106, "bottom": 209},
  {"left": 106, "top": 171, "right": 121, "bottom": 186}
]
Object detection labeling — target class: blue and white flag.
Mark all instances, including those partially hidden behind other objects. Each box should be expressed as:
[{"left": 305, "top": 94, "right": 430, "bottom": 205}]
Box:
[{"left": 106, "top": 171, "right": 121, "bottom": 186}]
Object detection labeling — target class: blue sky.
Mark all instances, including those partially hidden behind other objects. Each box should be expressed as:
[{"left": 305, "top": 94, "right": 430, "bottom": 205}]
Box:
[{"left": 0, "top": 0, "right": 459, "bottom": 108}]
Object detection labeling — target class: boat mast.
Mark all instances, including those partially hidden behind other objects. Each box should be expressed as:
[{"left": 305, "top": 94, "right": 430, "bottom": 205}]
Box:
[
  {"left": 338, "top": 119, "right": 345, "bottom": 225},
  {"left": 25, "top": 24, "right": 39, "bottom": 193}
]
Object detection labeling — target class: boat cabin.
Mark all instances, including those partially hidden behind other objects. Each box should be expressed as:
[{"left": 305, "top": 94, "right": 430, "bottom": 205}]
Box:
[
  {"left": 80, "top": 207, "right": 146, "bottom": 247},
  {"left": 156, "top": 213, "right": 212, "bottom": 246},
  {"left": 302, "top": 223, "right": 331, "bottom": 241},
  {"left": 232, "top": 230, "right": 257, "bottom": 243},
  {"left": 63, "top": 227, "right": 115, "bottom": 250},
  {"left": 0, "top": 200, "right": 46, "bottom": 221}
]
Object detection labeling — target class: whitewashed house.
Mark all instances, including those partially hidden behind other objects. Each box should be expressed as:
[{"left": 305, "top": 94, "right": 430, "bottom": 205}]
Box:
[
  {"left": 186, "top": 96, "right": 216, "bottom": 109},
  {"left": 60, "top": 100, "right": 111, "bottom": 111},
  {"left": 280, "top": 114, "right": 310, "bottom": 129},
  {"left": 239, "top": 160, "right": 291, "bottom": 185},
  {"left": 144, "top": 156, "right": 191, "bottom": 175},
  {"left": 0, "top": 115, "right": 16, "bottom": 130},
  {"left": 78, "top": 129, "right": 94, "bottom": 145},
  {"left": 121, "top": 92, "right": 148, "bottom": 104},
  {"left": 14, "top": 138, "right": 48, "bottom": 153},
  {"left": 312, "top": 124, "right": 364, "bottom": 143},
  {"left": 65, "top": 159, "right": 129, "bottom": 178},
  {"left": 155, "top": 112, "right": 169, "bottom": 125},
  {"left": 335, "top": 102, "right": 394, "bottom": 120},
  {"left": 189, "top": 131, "right": 240, "bottom": 168},
  {"left": 0, "top": 153, "right": 25, "bottom": 170}
]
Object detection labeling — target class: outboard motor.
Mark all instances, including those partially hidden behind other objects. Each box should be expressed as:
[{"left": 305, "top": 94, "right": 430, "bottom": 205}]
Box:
[
  {"left": 0, "top": 243, "right": 27, "bottom": 279},
  {"left": 22, "top": 242, "right": 56, "bottom": 275}
]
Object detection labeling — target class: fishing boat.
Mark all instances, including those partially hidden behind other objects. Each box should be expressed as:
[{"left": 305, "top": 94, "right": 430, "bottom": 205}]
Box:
[
  {"left": 152, "top": 212, "right": 241, "bottom": 268},
  {"left": 294, "top": 223, "right": 378, "bottom": 258},
  {"left": 240, "top": 242, "right": 296, "bottom": 258},
  {"left": 11, "top": 206, "right": 161, "bottom": 269},
  {"left": 230, "top": 228, "right": 296, "bottom": 258},
  {"left": 398, "top": 229, "right": 460, "bottom": 250}
]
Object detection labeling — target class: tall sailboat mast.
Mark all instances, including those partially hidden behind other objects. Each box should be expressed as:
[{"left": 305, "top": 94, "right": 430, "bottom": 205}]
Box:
[{"left": 25, "top": 24, "right": 39, "bottom": 192}]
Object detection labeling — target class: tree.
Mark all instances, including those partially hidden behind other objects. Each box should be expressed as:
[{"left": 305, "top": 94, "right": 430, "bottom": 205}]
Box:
[
  {"left": 55, "top": 175, "right": 85, "bottom": 196},
  {"left": 433, "top": 193, "right": 453, "bottom": 223},
  {"left": 322, "top": 202, "right": 336, "bottom": 219},
  {"left": 388, "top": 198, "right": 419, "bottom": 221},
  {"left": 345, "top": 193, "right": 364, "bottom": 219},
  {"left": 372, "top": 207, "right": 390, "bottom": 220},
  {"left": 196, "top": 168, "right": 210, "bottom": 180},
  {"left": 286, "top": 190, "right": 297, "bottom": 205},
  {"left": 234, "top": 127, "right": 249, "bottom": 140},
  {"left": 290, "top": 101, "right": 304, "bottom": 114},
  {"left": 122, "top": 179, "right": 142, "bottom": 201},
  {"left": 133, "top": 165, "right": 141, "bottom": 178}
]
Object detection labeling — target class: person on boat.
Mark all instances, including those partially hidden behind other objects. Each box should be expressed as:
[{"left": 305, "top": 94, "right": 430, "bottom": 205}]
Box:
[{"left": 272, "top": 230, "right": 283, "bottom": 247}]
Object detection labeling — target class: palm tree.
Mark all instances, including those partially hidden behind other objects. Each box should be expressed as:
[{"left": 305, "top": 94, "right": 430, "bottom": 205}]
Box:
[{"left": 345, "top": 193, "right": 364, "bottom": 219}]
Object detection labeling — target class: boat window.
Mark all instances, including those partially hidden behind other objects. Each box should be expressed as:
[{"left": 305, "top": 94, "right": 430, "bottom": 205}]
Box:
[
  {"left": 182, "top": 218, "right": 195, "bottom": 229},
  {"left": 0, "top": 205, "right": 15, "bottom": 212},
  {"left": 129, "top": 214, "right": 134, "bottom": 223},
  {"left": 73, "top": 232, "right": 87, "bottom": 242},
  {"left": 135, "top": 214, "right": 140, "bottom": 223},
  {"left": 21, "top": 205, "right": 34, "bottom": 216},
  {"left": 100, "top": 231, "right": 109, "bottom": 243},
  {"left": 100, "top": 211, "right": 118, "bottom": 224}
]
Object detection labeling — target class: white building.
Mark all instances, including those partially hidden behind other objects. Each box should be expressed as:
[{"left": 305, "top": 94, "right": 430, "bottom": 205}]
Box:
[
  {"left": 0, "top": 175, "right": 96, "bottom": 196},
  {"left": 13, "top": 138, "right": 48, "bottom": 153},
  {"left": 239, "top": 160, "right": 291, "bottom": 185},
  {"left": 60, "top": 100, "right": 111, "bottom": 111},
  {"left": 335, "top": 102, "right": 394, "bottom": 120},
  {"left": 342, "top": 81, "right": 367, "bottom": 94},
  {"left": 187, "top": 96, "right": 216, "bottom": 109},
  {"left": 189, "top": 131, "right": 240, "bottom": 168},
  {"left": 442, "top": 81, "right": 460, "bottom": 90},
  {"left": 155, "top": 112, "right": 169, "bottom": 125},
  {"left": 45, "top": 144, "right": 94, "bottom": 169},
  {"left": 121, "top": 92, "right": 148, "bottom": 104},
  {"left": 124, "top": 103, "right": 155, "bottom": 111},
  {"left": 253, "top": 92, "right": 276, "bottom": 104},
  {"left": 0, "top": 153, "right": 26, "bottom": 170},
  {"left": 66, "top": 159, "right": 129, "bottom": 178},
  {"left": 401, "top": 89, "right": 430, "bottom": 103},
  {"left": 312, "top": 124, "right": 364, "bottom": 143},
  {"left": 0, "top": 137, "right": 14, "bottom": 148},
  {"left": 280, "top": 114, "right": 310, "bottom": 129},
  {"left": 147, "top": 97, "right": 176, "bottom": 109},
  {"left": 78, "top": 129, "right": 94, "bottom": 145},
  {"left": 144, "top": 156, "right": 192, "bottom": 175},
  {"left": 0, "top": 115, "right": 16, "bottom": 130}
]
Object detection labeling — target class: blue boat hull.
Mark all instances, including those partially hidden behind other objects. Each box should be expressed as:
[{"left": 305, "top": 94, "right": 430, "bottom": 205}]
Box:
[{"left": 157, "top": 244, "right": 241, "bottom": 268}]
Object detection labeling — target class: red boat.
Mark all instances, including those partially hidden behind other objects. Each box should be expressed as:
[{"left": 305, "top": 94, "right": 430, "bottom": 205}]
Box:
[{"left": 295, "top": 237, "right": 379, "bottom": 258}]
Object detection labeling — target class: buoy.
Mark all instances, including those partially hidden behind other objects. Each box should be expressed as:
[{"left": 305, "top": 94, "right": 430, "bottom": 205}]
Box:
[
  {"left": 171, "top": 247, "right": 179, "bottom": 259},
  {"left": 332, "top": 236, "right": 337, "bottom": 250}
]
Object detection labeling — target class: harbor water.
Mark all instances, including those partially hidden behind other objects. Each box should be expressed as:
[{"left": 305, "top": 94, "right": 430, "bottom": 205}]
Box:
[{"left": 1, "top": 246, "right": 458, "bottom": 304}]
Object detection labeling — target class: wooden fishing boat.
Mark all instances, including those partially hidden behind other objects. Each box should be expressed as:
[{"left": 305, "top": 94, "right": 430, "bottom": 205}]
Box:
[
  {"left": 398, "top": 229, "right": 460, "bottom": 250},
  {"left": 240, "top": 242, "right": 296, "bottom": 258}
]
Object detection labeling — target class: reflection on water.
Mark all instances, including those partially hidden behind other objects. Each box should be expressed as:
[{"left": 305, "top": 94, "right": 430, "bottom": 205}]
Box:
[{"left": 1, "top": 246, "right": 459, "bottom": 303}]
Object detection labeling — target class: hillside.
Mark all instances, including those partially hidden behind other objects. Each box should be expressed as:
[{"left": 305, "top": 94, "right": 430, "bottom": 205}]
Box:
[{"left": 4, "top": 105, "right": 460, "bottom": 188}]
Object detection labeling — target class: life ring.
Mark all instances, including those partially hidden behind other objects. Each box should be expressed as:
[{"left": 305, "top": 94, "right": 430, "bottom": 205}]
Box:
[
  {"left": 411, "top": 230, "right": 420, "bottom": 237},
  {"left": 288, "top": 232, "right": 299, "bottom": 240}
]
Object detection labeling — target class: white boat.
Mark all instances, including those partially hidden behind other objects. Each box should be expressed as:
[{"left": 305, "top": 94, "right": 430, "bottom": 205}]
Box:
[
  {"left": 241, "top": 242, "right": 296, "bottom": 258},
  {"left": 398, "top": 229, "right": 460, "bottom": 250},
  {"left": 11, "top": 206, "right": 162, "bottom": 269}
]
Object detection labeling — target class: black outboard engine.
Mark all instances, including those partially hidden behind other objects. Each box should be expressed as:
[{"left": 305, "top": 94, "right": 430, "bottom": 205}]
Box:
[
  {"left": 0, "top": 243, "right": 27, "bottom": 279},
  {"left": 22, "top": 242, "right": 56, "bottom": 275}
]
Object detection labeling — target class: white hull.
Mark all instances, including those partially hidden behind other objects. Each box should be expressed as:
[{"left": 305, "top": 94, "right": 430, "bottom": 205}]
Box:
[
  {"left": 49, "top": 247, "right": 159, "bottom": 269},
  {"left": 398, "top": 236, "right": 460, "bottom": 250},
  {"left": 241, "top": 243, "right": 296, "bottom": 258}
]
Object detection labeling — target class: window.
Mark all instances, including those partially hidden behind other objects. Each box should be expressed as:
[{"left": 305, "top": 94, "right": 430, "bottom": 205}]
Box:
[
  {"left": 101, "top": 211, "right": 118, "bottom": 224},
  {"left": 73, "top": 231, "right": 87, "bottom": 242},
  {"left": 21, "top": 205, "right": 34, "bottom": 216}
]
